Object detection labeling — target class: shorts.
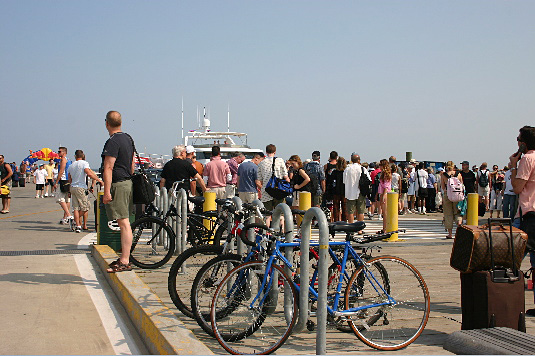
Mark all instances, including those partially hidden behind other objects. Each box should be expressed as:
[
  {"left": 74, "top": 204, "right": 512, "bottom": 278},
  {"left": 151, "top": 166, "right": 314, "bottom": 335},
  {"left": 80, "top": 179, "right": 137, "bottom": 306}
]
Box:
[
  {"left": 210, "top": 186, "right": 227, "bottom": 200},
  {"left": 225, "top": 184, "right": 237, "bottom": 199},
  {"left": 399, "top": 192, "right": 407, "bottom": 203},
  {"left": 478, "top": 185, "right": 490, "bottom": 197},
  {"left": 311, "top": 193, "right": 323, "bottom": 207},
  {"left": 46, "top": 179, "right": 54, "bottom": 186},
  {"left": 105, "top": 179, "right": 133, "bottom": 220},
  {"left": 71, "top": 186, "right": 90, "bottom": 211},
  {"left": 238, "top": 191, "right": 258, "bottom": 204},
  {"left": 1, "top": 180, "right": 12, "bottom": 197},
  {"left": 56, "top": 190, "right": 71, "bottom": 203},
  {"left": 36, "top": 184, "right": 44, "bottom": 191},
  {"left": 347, "top": 195, "right": 366, "bottom": 215},
  {"left": 263, "top": 197, "right": 284, "bottom": 211}
]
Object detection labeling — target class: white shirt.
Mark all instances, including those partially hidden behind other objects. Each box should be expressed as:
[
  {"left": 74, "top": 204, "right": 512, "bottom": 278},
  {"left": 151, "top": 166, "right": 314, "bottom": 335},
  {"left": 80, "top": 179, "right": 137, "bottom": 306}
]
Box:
[
  {"left": 34, "top": 169, "right": 47, "bottom": 185},
  {"left": 412, "top": 169, "right": 429, "bottom": 191},
  {"left": 257, "top": 156, "right": 288, "bottom": 202},
  {"left": 504, "top": 170, "right": 515, "bottom": 195},
  {"left": 343, "top": 163, "right": 370, "bottom": 200},
  {"left": 391, "top": 172, "right": 401, "bottom": 190},
  {"left": 68, "top": 160, "right": 90, "bottom": 189}
]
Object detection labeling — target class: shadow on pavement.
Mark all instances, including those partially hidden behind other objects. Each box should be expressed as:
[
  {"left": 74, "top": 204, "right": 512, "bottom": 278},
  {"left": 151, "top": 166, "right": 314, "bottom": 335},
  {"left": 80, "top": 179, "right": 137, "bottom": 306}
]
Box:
[{"left": 0, "top": 272, "right": 98, "bottom": 287}]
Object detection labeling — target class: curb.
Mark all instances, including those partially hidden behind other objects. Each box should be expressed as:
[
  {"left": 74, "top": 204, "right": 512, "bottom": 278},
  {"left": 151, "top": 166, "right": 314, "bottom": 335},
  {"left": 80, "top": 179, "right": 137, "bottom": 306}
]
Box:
[{"left": 91, "top": 245, "right": 214, "bottom": 355}]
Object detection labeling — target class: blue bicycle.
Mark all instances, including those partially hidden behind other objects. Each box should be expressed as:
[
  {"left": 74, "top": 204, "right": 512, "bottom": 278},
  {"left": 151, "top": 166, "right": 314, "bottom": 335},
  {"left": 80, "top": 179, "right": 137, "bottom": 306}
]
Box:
[{"left": 210, "top": 222, "right": 430, "bottom": 355}]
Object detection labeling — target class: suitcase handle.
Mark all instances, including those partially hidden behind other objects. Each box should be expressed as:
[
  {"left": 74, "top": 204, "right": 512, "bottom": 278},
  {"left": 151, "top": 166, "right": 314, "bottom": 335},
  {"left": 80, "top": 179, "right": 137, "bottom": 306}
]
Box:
[{"left": 488, "top": 218, "right": 518, "bottom": 279}]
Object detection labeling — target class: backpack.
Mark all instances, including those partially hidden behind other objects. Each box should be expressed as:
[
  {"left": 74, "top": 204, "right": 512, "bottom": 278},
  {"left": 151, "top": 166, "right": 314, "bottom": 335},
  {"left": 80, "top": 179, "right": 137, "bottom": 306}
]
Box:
[
  {"left": 305, "top": 162, "right": 322, "bottom": 194},
  {"left": 478, "top": 170, "right": 489, "bottom": 187},
  {"left": 359, "top": 167, "right": 372, "bottom": 198},
  {"left": 401, "top": 170, "right": 409, "bottom": 193},
  {"left": 446, "top": 174, "right": 464, "bottom": 203}
]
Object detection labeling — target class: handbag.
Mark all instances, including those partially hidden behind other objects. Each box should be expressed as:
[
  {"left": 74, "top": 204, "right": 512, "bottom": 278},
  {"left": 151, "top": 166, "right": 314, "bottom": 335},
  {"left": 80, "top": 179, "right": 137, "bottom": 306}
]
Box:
[
  {"left": 450, "top": 218, "right": 528, "bottom": 273},
  {"left": 265, "top": 157, "right": 293, "bottom": 200},
  {"left": 126, "top": 134, "right": 156, "bottom": 205},
  {"left": 59, "top": 180, "right": 70, "bottom": 193}
]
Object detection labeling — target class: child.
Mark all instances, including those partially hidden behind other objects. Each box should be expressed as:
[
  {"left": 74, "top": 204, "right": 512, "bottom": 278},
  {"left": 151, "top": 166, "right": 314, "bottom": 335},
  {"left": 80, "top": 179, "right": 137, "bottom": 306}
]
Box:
[{"left": 34, "top": 164, "right": 47, "bottom": 198}]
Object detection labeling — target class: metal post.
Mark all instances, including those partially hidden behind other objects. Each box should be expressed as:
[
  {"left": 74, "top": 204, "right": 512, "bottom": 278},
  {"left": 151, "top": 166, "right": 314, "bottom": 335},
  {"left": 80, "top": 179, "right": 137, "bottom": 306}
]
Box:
[
  {"left": 160, "top": 187, "right": 168, "bottom": 246},
  {"left": 231, "top": 196, "right": 243, "bottom": 254},
  {"left": 174, "top": 190, "right": 182, "bottom": 256},
  {"left": 180, "top": 189, "right": 187, "bottom": 256},
  {"left": 386, "top": 192, "right": 400, "bottom": 242},
  {"left": 271, "top": 203, "right": 295, "bottom": 323},
  {"left": 300, "top": 207, "right": 329, "bottom": 354},
  {"left": 467, "top": 192, "right": 479, "bottom": 226}
]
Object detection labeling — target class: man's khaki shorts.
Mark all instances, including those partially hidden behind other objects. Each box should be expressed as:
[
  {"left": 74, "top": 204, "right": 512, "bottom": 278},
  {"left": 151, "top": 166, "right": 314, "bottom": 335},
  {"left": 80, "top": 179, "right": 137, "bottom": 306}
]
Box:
[
  {"left": 71, "top": 187, "right": 90, "bottom": 211},
  {"left": 263, "top": 198, "right": 284, "bottom": 211},
  {"left": 105, "top": 180, "right": 133, "bottom": 220},
  {"left": 239, "top": 191, "right": 258, "bottom": 204},
  {"left": 56, "top": 190, "right": 71, "bottom": 203},
  {"left": 478, "top": 185, "right": 490, "bottom": 198},
  {"left": 347, "top": 195, "right": 366, "bottom": 215}
]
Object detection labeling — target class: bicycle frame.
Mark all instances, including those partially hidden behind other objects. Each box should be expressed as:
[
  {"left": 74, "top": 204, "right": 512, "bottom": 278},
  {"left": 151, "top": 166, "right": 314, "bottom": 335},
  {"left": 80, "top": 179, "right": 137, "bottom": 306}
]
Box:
[{"left": 244, "top": 238, "right": 396, "bottom": 318}]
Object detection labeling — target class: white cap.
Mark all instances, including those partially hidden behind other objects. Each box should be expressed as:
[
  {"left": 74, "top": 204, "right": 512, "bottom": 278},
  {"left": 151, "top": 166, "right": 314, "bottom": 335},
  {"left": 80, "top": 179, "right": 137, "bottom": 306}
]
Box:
[{"left": 186, "top": 145, "right": 195, "bottom": 154}]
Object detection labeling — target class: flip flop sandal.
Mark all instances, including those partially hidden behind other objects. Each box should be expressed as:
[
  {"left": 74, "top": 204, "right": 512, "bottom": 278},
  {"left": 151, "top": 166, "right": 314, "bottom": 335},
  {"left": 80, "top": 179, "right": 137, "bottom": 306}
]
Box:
[{"left": 107, "top": 259, "right": 132, "bottom": 273}]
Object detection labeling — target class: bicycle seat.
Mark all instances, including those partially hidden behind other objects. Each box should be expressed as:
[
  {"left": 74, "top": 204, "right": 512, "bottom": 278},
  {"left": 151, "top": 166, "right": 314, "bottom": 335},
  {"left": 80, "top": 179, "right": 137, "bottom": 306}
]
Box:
[
  {"left": 328, "top": 221, "right": 366, "bottom": 234},
  {"left": 291, "top": 209, "right": 307, "bottom": 215},
  {"left": 203, "top": 210, "right": 219, "bottom": 218},
  {"left": 188, "top": 196, "right": 205, "bottom": 205},
  {"left": 215, "top": 198, "right": 230, "bottom": 205}
]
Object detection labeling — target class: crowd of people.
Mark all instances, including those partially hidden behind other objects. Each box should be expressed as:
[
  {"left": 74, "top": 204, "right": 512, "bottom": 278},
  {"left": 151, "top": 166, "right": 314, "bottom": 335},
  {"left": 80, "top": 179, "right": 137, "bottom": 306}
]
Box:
[{"left": 1, "top": 115, "right": 534, "bottom": 282}]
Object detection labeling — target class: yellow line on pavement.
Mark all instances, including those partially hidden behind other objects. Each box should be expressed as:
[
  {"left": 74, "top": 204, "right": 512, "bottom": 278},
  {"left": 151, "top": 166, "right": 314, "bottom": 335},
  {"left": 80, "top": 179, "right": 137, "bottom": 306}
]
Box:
[{"left": 0, "top": 209, "right": 63, "bottom": 220}]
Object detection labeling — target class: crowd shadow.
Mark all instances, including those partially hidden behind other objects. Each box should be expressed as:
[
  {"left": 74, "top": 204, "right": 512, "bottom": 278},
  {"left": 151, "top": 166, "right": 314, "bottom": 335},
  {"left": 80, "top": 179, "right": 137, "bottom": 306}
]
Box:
[{"left": 0, "top": 272, "right": 99, "bottom": 287}]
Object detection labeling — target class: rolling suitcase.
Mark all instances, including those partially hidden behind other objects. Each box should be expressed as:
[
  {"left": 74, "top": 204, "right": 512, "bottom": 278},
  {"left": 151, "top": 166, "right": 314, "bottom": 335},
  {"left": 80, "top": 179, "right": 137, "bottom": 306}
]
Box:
[{"left": 460, "top": 218, "right": 526, "bottom": 331}]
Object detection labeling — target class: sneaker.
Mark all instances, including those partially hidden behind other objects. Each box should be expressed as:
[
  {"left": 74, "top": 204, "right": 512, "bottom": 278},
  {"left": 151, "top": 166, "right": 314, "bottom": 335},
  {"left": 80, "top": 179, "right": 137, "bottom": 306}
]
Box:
[
  {"left": 35, "top": 195, "right": 39, "bottom": 198},
  {"left": 60, "top": 219, "right": 67, "bottom": 225},
  {"left": 378, "top": 214, "right": 383, "bottom": 220},
  {"left": 50, "top": 193, "right": 55, "bottom": 197},
  {"left": 44, "top": 193, "right": 48, "bottom": 197},
  {"left": 75, "top": 226, "right": 82, "bottom": 233},
  {"left": 41, "top": 195, "right": 45, "bottom": 198}
]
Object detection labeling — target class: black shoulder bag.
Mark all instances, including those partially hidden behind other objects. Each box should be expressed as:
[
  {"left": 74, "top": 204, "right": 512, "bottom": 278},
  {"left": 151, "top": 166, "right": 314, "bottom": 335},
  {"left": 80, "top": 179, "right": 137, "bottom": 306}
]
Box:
[
  {"left": 126, "top": 134, "right": 155, "bottom": 205},
  {"left": 265, "top": 157, "right": 293, "bottom": 200}
]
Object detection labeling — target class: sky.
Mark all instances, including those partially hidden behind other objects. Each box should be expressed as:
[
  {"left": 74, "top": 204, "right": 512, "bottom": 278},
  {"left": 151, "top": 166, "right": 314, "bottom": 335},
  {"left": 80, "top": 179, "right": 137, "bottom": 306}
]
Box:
[{"left": 1, "top": 0, "right": 534, "bottom": 169}]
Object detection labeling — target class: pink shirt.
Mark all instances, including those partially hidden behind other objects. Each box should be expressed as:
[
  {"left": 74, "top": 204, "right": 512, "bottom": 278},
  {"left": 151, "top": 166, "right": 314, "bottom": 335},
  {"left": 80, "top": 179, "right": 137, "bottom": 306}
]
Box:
[
  {"left": 204, "top": 156, "right": 231, "bottom": 188},
  {"left": 516, "top": 150, "right": 535, "bottom": 217}
]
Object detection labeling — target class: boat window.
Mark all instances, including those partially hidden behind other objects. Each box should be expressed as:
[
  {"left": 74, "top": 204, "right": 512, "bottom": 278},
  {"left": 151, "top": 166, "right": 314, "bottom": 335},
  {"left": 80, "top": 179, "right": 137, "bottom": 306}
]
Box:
[{"left": 194, "top": 152, "right": 207, "bottom": 160}]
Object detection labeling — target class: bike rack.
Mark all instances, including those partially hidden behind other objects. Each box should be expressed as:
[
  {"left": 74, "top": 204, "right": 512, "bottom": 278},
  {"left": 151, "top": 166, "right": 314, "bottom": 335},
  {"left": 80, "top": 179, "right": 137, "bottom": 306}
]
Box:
[
  {"left": 271, "top": 203, "right": 295, "bottom": 325},
  {"left": 174, "top": 188, "right": 187, "bottom": 258},
  {"left": 300, "top": 207, "right": 329, "bottom": 355},
  {"left": 231, "top": 196, "right": 243, "bottom": 254}
]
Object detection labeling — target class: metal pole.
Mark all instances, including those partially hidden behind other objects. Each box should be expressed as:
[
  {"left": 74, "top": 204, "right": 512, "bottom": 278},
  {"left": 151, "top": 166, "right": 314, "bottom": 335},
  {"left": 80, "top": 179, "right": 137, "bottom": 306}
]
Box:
[
  {"left": 160, "top": 187, "right": 168, "bottom": 246},
  {"left": 180, "top": 189, "right": 187, "bottom": 255},
  {"left": 271, "top": 203, "right": 295, "bottom": 323},
  {"left": 300, "top": 207, "right": 329, "bottom": 354},
  {"left": 174, "top": 189, "right": 181, "bottom": 256},
  {"left": 467, "top": 192, "right": 479, "bottom": 226},
  {"left": 231, "top": 196, "right": 243, "bottom": 254}
]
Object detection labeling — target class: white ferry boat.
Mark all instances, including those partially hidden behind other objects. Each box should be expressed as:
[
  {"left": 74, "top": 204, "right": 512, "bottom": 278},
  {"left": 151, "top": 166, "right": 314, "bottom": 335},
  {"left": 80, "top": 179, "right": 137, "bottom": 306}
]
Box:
[{"left": 183, "top": 107, "right": 263, "bottom": 165}]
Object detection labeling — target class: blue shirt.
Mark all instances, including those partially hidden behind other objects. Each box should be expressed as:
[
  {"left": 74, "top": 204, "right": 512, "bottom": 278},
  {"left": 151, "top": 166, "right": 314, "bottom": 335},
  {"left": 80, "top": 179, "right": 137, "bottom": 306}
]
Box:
[
  {"left": 237, "top": 161, "right": 258, "bottom": 193},
  {"left": 426, "top": 174, "right": 436, "bottom": 188}
]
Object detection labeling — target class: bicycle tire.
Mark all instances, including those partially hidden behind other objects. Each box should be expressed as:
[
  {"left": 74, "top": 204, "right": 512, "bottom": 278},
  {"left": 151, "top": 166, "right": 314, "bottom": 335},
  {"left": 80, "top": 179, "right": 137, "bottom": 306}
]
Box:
[
  {"left": 211, "top": 261, "right": 297, "bottom": 355},
  {"left": 191, "top": 254, "right": 242, "bottom": 336},
  {"left": 130, "top": 216, "right": 175, "bottom": 269},
  {"left": 168, "top": 244, "right": 224, "bottom": 318},
  {"left": 344, "top": 256, "right": 430, "bottom": 351}
]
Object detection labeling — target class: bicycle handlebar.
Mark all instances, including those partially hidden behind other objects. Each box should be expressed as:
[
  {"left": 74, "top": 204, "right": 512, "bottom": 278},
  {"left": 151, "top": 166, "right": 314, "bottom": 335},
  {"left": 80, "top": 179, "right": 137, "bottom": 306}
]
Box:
[
  {"left": 240, "top": 222, "right": 271, "bottom": 247},
  {"left": 352, "top": 229, "right": 407, "bottom": 244}
]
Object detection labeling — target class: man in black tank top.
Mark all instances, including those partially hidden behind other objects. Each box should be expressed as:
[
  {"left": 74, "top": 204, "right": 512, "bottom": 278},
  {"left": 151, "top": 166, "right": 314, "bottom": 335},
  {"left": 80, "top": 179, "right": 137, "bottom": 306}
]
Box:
[{"left": 324, "top": 151, "right": 338, "bottom": 202}]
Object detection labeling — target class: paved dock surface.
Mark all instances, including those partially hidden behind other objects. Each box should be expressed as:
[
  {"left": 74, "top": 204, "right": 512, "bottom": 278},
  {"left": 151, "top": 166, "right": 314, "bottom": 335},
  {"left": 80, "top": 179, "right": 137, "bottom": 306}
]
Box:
[{"left": 0, "top": 185, "right": 147, "bottom": 355}]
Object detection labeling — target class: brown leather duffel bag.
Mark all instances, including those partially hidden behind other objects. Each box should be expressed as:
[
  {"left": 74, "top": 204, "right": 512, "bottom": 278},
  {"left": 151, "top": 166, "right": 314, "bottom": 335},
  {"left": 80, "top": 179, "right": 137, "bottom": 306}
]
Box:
[{"left": 450, "top": 219, "right": 528, "bottom": 273}]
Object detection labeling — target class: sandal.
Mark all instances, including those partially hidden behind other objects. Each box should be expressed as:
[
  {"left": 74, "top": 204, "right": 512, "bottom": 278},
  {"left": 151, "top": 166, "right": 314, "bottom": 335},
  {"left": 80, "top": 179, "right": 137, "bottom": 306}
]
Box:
[
  {"left": 107, "top": 259, "right": 132, "bottom": 273},
  {"left": 0, "top": 210, "right": 8, "bottom": 214}
]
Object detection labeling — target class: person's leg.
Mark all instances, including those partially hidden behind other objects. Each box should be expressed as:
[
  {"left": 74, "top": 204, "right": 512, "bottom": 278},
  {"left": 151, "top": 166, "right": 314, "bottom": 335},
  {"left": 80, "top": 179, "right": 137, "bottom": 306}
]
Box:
[
  {"left": 443, "top": 196, "right": 454, "bottom": 238},
  {"left": 81, "top": 210, "right": 88, "bottom": 229},
  {"left": 73, "top": 209, "right": 81, "bottom": 227},
  {"left": 116, "top": 217, "right": 133, "bottom": 265},
  {"left": 346, "top": 200, "right": 355, "bottom": 224},
  {"left": 381, "top": 193, "right": 387, "bottom": 232}
]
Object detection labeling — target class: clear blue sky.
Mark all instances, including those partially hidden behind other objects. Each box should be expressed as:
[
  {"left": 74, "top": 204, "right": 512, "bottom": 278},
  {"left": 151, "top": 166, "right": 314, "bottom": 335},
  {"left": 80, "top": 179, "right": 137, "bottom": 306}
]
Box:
[{"left": 1, "top": 0, "right": 534, "bottom": 168}]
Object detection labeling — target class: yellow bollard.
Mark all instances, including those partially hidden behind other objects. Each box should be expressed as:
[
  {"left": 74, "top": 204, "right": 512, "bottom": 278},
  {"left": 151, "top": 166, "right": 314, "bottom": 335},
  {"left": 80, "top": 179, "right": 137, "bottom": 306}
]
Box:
[
  {"left": 386, "top": 192, "right": 400, "bottom": 242},
  {"left": 298, "top": 191, "right": 311, "bottom": 226},
  {"left": 203, "top": 191, "right": 217, "bottom": 237},
  {"left": 466, "top": 193, "right": 479, "bottom": 226}
]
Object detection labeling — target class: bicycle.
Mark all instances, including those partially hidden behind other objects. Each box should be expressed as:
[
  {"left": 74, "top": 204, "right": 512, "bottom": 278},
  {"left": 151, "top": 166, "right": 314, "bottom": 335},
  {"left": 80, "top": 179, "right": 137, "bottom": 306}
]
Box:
[
  {"left": 210, "top": 222, "right": 430, "bottom": 355},
  {"left": 168, "top": 202, "right": 268, "bottom": 318},
  {"left": 130, "top": 181, "right": 230, "bottom": 269}
]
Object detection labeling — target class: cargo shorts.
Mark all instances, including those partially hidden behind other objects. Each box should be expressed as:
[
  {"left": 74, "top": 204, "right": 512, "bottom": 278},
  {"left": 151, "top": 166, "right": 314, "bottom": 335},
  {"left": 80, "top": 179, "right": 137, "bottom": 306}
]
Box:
[{"left": 105, "top": 180, "right": 133, "bottom": 220}]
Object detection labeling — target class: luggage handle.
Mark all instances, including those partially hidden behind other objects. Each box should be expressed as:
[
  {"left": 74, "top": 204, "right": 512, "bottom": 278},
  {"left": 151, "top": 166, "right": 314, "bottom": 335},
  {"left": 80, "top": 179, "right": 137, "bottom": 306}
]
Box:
[{"left": 487, "top": 218, "right": 518, "bottom": 281}]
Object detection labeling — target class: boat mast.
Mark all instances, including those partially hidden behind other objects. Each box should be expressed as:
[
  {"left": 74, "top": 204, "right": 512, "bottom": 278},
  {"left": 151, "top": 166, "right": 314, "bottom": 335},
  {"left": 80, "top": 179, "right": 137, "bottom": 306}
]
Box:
[
  {"left": 227, "top": 104, "right": 230, "bottom": 132},
  {"left": 181, "top": 97, "right": 184, "bottom": 143}
]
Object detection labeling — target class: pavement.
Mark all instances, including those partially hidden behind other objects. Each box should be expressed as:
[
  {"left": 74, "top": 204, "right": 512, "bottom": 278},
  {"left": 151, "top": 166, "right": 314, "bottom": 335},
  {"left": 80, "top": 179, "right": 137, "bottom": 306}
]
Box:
[{"left": 2, "top": 183, "right": 534, "bottom": 355}]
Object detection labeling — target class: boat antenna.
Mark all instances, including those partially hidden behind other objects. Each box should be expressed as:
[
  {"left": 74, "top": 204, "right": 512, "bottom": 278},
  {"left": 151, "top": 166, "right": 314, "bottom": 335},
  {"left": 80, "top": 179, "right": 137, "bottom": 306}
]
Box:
[
  {"left": 227, "top": 103, "right": 230, "bottom": 132},
  {"left": 181, "top": 97, "right": 184, "bottom": 142}
]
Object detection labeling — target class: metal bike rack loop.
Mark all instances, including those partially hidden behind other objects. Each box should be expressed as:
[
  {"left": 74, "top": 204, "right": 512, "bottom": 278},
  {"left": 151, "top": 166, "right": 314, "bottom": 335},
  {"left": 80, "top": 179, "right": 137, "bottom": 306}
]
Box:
[
  {"left": 300, "top": 207, "right": 329, "bottom": 354},
  {"left": 231, "top": 196, "right": 243, "bottom": 254},
  {"left": 271, "top": 203, "right": 295, "bottom": 324}
]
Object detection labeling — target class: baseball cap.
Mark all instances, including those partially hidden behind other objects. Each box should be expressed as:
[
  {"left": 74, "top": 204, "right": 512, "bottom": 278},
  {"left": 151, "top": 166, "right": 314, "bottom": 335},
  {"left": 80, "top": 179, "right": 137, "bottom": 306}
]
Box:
[
  {"left": 312, "top": 150, "right": 320, "bottom": 158},
  {"left": 461, "top": 161, "right": 469, "bottom": 165},
  {"left": 186, "top": 145, "right": 195, "bottom": 154}
]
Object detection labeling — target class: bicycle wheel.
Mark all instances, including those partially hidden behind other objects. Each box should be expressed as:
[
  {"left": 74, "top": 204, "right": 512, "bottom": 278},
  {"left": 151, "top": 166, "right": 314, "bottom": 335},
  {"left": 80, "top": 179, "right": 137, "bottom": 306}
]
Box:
[
  {"left": 211, "top": 261, "right": 297, "bottom": 355},
  {"left": 168, "top": 244, "right": 224, "bottom": 318},
  {"left": 191, "top": 254, "right": 242, "bottom": 336},
  {"left": 130, "top": 216, "right": 175, "bottom": 269},
  {"left": 344, "top": 256, "right": 430, "bottom": 350}
]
